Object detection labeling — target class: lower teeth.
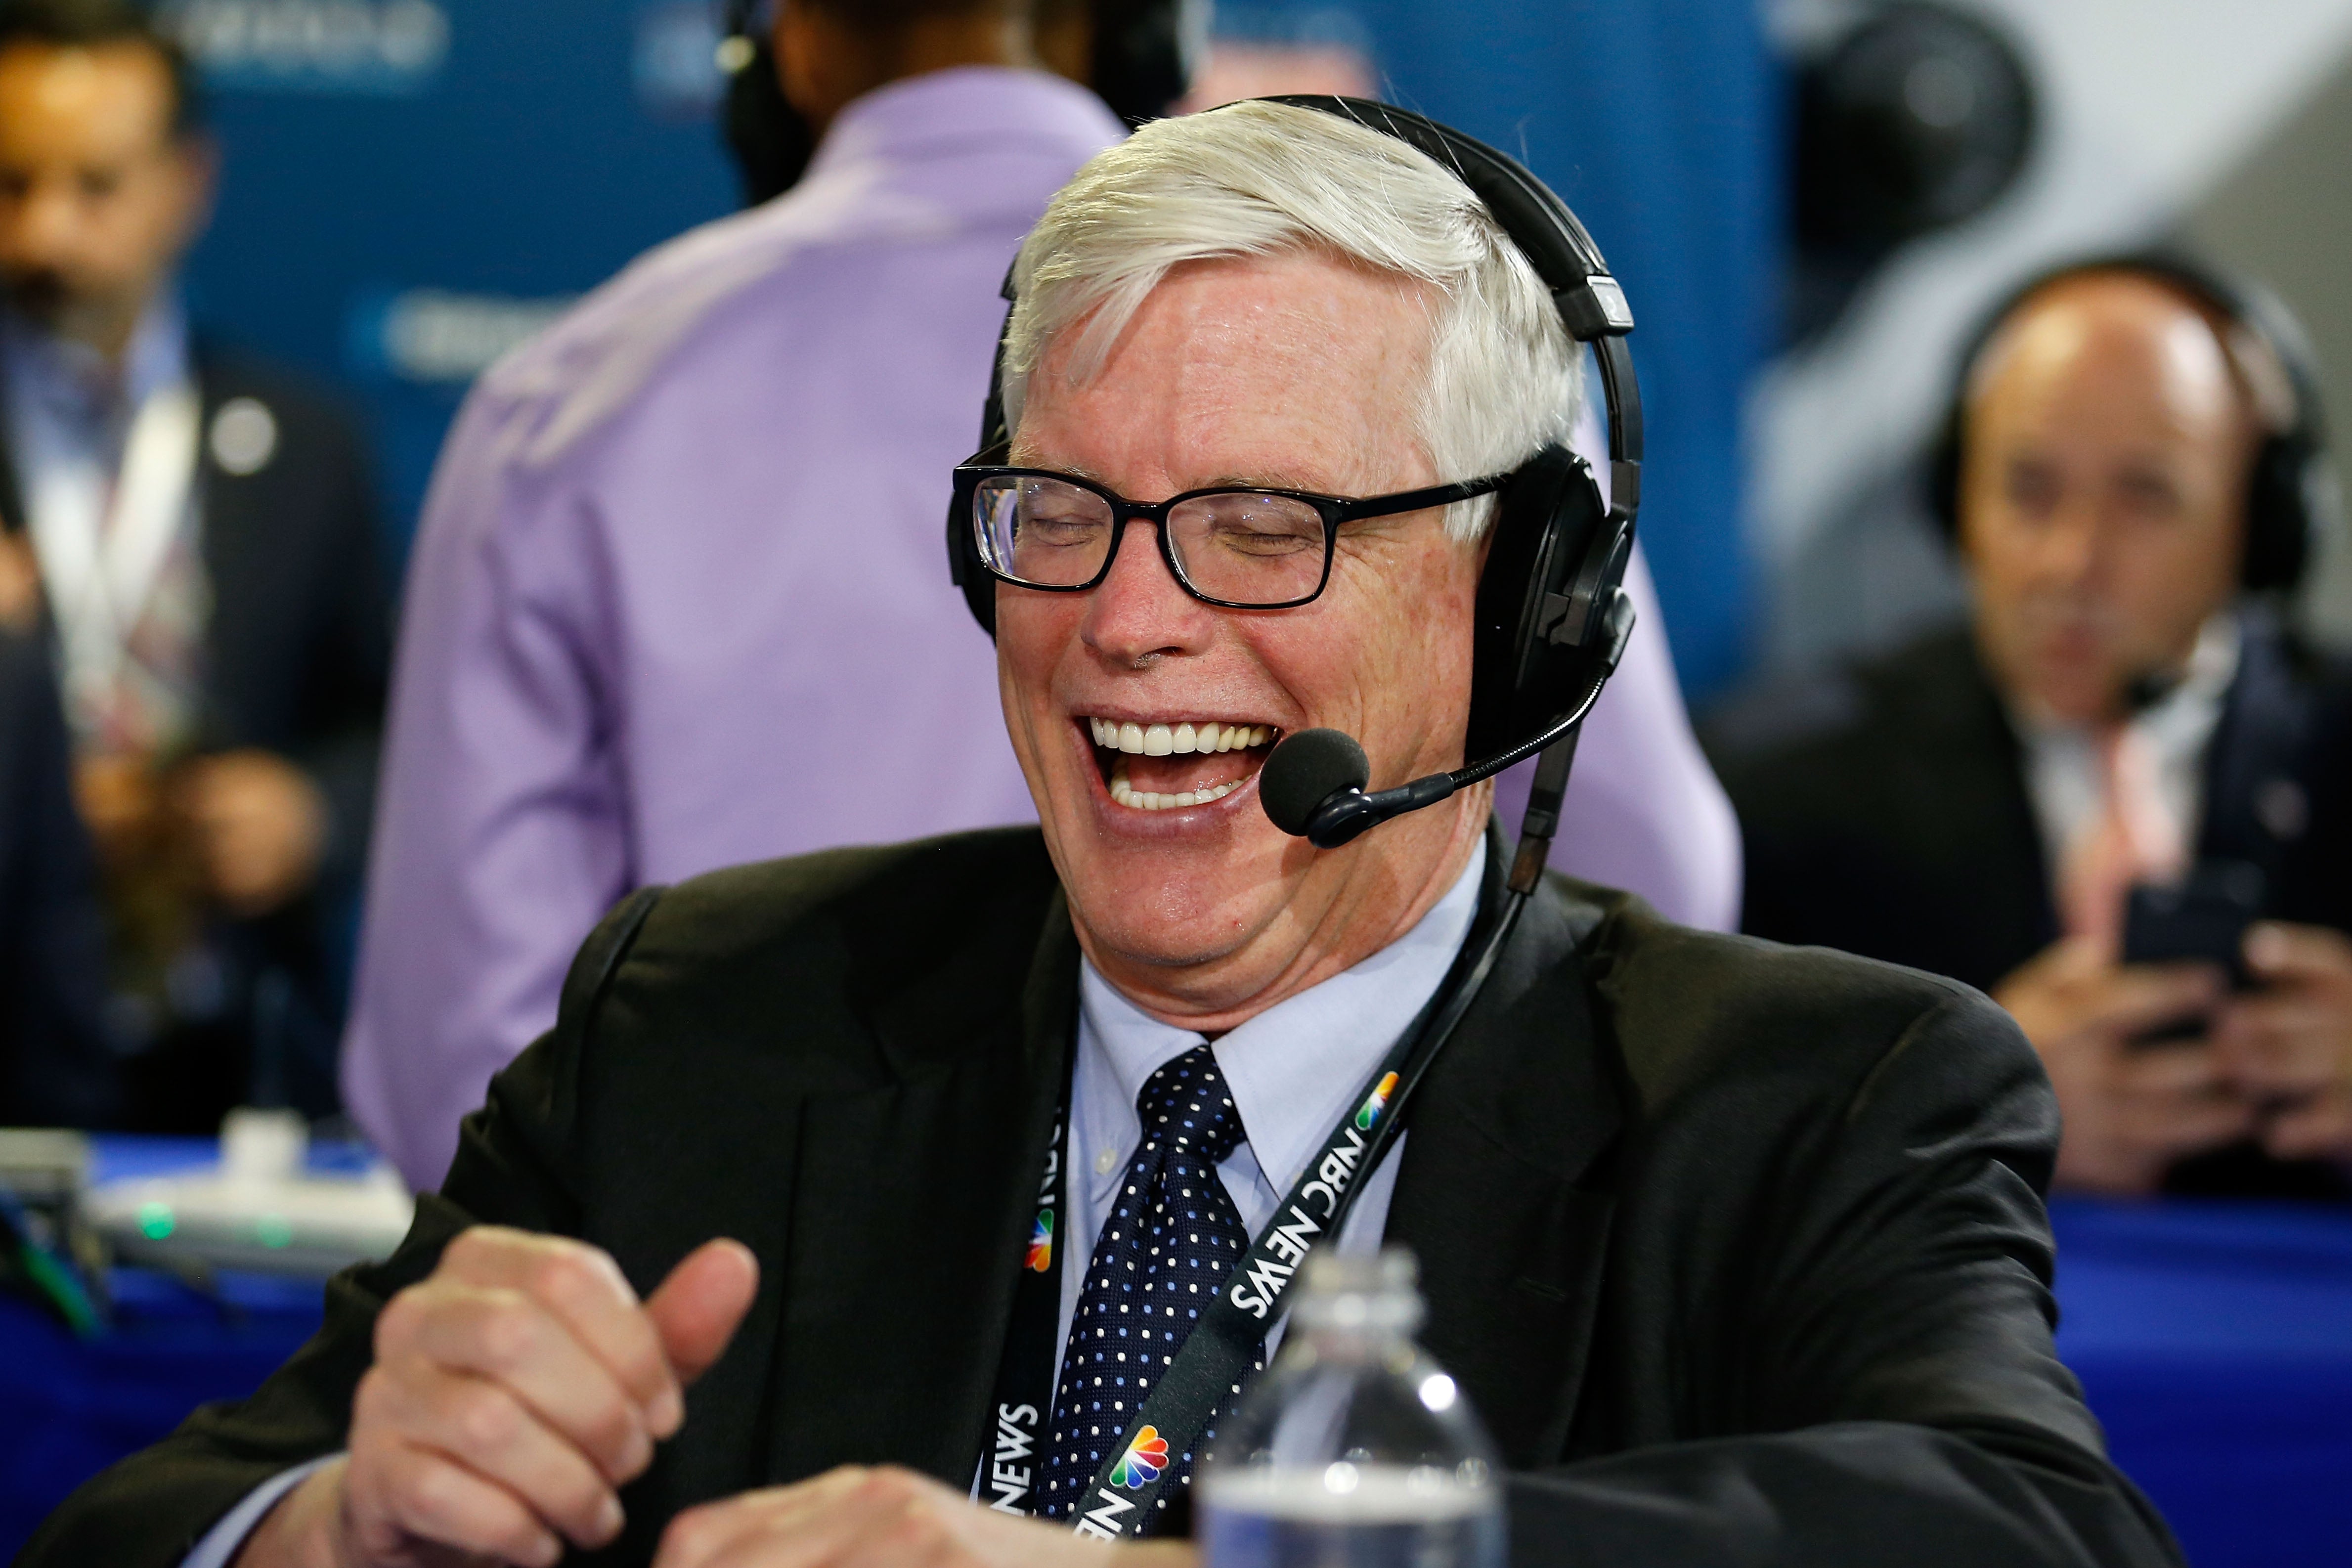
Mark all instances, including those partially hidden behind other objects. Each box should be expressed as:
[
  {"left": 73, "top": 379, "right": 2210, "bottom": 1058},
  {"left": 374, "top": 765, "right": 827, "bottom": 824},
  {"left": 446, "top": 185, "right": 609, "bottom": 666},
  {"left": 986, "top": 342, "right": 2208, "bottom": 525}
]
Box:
[{"left": 1108, "top": 767, "right": 1239, "bottom": 812}]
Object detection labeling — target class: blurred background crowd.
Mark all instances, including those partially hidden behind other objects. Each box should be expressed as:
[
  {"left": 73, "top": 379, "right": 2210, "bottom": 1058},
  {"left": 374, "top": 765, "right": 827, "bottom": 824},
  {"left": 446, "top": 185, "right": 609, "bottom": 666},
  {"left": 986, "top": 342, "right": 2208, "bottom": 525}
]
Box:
[{"left": 0, "top": 0, "right": 2349, "bottom": 1556}]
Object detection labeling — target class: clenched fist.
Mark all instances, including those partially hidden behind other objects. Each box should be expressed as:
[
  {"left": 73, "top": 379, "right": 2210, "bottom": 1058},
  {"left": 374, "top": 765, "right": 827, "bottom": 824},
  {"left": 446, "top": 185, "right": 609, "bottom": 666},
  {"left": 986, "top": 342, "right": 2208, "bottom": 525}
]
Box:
[{"left": 238, "top": 1227, "right": 759, "bottom": 1568}]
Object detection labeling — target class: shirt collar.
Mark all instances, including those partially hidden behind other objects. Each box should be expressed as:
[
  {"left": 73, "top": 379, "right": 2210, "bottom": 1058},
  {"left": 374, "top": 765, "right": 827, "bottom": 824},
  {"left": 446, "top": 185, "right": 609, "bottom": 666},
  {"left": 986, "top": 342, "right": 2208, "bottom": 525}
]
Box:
[
  {"left": 803, "top": 65, "right": 1124, "bottom": 184},
  {"left": 1076, "top": 848, "right": 1486, "bottom": 1193},
  {"left": 1, "top": 288, "right": 189, "bottom": 430}
]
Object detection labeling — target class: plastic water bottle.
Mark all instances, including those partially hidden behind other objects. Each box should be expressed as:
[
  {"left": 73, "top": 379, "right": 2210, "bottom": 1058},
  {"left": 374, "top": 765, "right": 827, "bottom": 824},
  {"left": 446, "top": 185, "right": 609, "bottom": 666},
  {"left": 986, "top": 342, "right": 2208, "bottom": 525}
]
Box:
[{"left": 1201, "top": 1248, "right": 1504, "bottom": 1568}]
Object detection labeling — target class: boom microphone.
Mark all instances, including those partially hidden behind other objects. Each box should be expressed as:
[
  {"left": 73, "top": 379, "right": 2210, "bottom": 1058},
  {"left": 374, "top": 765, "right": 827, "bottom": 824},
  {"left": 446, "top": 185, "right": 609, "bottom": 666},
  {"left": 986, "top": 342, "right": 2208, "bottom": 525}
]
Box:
[
  {"left": 1261, "top": 731, "right": 1461, "bottom": 849},
  {"left": 1259, "top": 729, "right": 1368, "bottom": 836},
  {"left": 1258, "top": 590, "right": 1636, "bottom": 853}
]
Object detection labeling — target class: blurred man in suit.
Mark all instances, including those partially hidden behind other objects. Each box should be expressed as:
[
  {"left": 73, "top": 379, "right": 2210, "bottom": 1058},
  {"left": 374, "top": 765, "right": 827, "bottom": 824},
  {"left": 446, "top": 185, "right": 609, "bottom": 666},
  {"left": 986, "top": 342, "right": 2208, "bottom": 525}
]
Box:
[
  {"left": 0, "top": 0, "right": 390, "bottom": 1129},
  {"left": 342, "top": 0, "right": 1744, "bottom": 1191},
  {"left": 1716, "top": 259, "right": 2352, "bottom": 1198}
]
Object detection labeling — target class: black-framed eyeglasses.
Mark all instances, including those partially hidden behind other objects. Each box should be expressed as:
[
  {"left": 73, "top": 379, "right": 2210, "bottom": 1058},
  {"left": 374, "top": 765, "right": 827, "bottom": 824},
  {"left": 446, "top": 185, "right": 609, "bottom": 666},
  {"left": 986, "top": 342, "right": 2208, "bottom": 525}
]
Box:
[{"left": 953, "top": 461, "right": 1510, "bottom": 610}]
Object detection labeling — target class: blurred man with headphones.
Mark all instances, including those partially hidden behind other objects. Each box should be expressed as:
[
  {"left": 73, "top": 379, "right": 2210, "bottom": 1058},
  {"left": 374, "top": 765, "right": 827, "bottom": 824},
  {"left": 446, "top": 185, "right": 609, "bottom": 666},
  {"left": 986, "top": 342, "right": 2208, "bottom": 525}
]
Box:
[
  {"left": 33, "top": 103, "right": 2169, "bottom": 1568},
  {"left": 1719, "top": 258, "right": 2352, "bottom": 1199},
  {"left": 342, "top": 0, "right": 1742, "bottom": 1195}
]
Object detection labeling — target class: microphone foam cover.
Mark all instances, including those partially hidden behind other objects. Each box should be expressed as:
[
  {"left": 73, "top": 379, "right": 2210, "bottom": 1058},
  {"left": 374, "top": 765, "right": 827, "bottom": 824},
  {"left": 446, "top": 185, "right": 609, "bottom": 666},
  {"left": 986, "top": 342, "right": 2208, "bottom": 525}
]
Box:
[{"left": 1260, "top": 728, "right": 1370, "bottom": 837}]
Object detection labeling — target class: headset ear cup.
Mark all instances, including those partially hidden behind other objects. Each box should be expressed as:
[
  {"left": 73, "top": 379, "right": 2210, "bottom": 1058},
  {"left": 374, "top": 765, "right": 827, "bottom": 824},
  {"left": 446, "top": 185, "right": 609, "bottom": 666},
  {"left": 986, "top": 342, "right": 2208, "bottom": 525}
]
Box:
[
  {"left": 946, "top": 495, "right": 998, "bottom": 638},
  {"left": 1466, "top": 446, "right": 1608, "bottom": 760},
  {"left": 1927, "top": 400, "right": 1965, "bottom": 545},
  {"left": 2242, "top": 433, "right": 2316, "bottom": 592},
  {"left": 721, "top": 34, "right": 816, "bottom": 206}
]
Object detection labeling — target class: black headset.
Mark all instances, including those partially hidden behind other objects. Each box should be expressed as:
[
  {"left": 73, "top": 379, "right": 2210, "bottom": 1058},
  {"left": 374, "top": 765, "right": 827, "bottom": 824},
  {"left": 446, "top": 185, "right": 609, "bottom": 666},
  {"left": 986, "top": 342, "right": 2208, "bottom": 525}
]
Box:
[
  {"left": 947, "top": 95, "right": 1645, "bottom": 866},
  {"left": 719, "top": 0, "right": 814, "bottom": 206},
  {"left": 719, "top": 0, "right": 1198, "bottom": 205},
  {"left": 1927, "top": 252, "right": 2336, "bottom": 594}
]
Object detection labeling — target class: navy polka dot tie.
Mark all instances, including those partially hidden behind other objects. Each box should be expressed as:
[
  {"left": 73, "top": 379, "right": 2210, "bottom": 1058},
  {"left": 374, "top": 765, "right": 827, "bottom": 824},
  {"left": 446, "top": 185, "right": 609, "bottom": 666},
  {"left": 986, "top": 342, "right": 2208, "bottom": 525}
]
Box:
[{"left": 1038, "top": 1044, "right": 1264, "bottom": 1526}]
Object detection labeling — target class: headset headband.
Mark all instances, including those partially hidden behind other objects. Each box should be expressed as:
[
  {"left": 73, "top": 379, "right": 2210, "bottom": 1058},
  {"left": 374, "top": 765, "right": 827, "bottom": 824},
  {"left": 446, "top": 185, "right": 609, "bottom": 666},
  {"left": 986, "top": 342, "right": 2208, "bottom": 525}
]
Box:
[{"left": 1260, "top": 96, "right": 1646, "bottom": 521}]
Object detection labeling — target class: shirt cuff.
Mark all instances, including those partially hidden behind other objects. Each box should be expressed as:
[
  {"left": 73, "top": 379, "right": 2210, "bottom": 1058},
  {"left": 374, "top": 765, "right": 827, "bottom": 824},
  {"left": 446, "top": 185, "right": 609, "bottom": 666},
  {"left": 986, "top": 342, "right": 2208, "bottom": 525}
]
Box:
[{"left": 180, "top": 1454, "right": 340, "bottom": 1568}]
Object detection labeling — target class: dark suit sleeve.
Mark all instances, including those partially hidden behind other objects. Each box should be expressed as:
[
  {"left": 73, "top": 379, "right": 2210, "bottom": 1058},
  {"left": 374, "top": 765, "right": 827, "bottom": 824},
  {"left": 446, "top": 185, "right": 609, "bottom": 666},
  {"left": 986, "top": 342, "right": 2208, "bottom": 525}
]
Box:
[
  {"left": 0, "top": 625, "right": 114, "bottom": 1126},
  {"left": 11, "top": 887, "right": 658, "bottom": 1567},
  {"left": 1509, "top": 990, "right": 2180, "bottom": 1568}
]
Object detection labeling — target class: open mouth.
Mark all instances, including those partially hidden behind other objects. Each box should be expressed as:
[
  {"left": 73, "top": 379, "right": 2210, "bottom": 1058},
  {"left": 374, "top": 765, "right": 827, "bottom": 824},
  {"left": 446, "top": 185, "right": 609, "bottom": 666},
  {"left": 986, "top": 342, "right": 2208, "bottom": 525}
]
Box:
[{"left": 1080, "top": 716, "right": 1279, "bottom": 812}]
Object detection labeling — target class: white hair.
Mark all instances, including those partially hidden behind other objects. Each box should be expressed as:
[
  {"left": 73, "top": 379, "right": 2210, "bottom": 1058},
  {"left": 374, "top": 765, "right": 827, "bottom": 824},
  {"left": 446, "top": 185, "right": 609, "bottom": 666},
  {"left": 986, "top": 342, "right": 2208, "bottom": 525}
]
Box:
[{"left": 1000, "top": 100, "right": 1581, "bottom": 540}]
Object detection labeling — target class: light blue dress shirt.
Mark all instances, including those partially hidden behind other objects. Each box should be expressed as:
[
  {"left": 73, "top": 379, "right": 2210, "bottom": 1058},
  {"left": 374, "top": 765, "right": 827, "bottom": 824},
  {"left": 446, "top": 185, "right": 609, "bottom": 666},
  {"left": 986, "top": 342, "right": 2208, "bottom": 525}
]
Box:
[
  {"left": 1060, "top": 848, "right": 1484, "bottom": 1361},
  {"left": 0, "top": 291, "right": 190, "bottom": 488}
]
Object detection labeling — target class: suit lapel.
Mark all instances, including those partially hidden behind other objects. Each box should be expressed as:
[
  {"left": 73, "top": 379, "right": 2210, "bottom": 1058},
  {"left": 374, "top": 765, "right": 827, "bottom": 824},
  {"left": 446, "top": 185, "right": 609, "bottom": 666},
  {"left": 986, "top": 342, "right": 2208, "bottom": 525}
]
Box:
[
  {"left": 1383, "top": 865, "right": 1622, "bottom": 1470},
  {"left": 2198, "top": 615, "right": 2311, "bottom": 876},
  {"left": 0, "top": 395, "right": 28, "bottom": 541},
  {"left": 189, "top": 350, "right": 259, "bottom": 749},
  {"left": 763, "top": 890, "right": 1079, "bottom": 1485}
]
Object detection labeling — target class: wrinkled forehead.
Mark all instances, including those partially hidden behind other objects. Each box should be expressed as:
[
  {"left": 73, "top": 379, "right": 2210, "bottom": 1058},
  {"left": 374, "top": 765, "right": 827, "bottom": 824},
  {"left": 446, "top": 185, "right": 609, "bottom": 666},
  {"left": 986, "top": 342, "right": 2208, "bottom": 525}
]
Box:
[{"left": 1015, "top": 251, "right": 1438, "bottom": 492}]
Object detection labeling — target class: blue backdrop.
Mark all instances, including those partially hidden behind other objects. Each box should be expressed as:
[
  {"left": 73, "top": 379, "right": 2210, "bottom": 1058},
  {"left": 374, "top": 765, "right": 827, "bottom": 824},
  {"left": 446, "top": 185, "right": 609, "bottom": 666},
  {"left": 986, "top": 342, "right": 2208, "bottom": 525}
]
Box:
[{"left": 172, "top": 0, "right": 1776, "bottom": 696}]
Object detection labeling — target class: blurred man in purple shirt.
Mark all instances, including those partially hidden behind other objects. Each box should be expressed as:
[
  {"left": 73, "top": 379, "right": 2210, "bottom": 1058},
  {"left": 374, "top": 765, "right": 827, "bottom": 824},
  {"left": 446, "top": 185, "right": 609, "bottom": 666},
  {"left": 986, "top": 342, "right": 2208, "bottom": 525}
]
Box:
[{"left": 342, "top": 1, "right": 1739, "bottom": 1191}]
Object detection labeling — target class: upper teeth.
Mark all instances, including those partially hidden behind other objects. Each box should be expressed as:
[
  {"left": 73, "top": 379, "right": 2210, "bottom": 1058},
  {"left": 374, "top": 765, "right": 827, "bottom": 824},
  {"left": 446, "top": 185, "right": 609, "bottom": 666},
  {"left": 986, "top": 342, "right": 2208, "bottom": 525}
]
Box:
[{"left": 1087, "top": 719, "right": 1272, "bottom": 755}]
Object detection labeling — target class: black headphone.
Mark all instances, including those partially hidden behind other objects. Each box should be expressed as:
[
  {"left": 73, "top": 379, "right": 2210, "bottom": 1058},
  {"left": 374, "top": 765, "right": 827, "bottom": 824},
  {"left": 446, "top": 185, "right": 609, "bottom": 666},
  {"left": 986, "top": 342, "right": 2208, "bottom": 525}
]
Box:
[
  {"left": 719, "top": 0, "right": 1198, "bottom": 205},
  {"left": 947, "top": 96, "right": 1644, "bottom": 861},
  {"left": 720, "top": 0, "right": 815, "bottom": 206},
  {"left": 1927, "top": 252, "right": 2336, "bottom": 593}
]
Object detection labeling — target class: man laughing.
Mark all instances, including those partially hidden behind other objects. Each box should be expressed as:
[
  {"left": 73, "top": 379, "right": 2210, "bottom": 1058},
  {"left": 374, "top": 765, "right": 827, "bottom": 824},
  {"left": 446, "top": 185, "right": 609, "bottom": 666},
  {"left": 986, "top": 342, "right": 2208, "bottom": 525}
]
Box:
[{"left": 28, "top": 102, "right": 2177, "bottom": 1568}]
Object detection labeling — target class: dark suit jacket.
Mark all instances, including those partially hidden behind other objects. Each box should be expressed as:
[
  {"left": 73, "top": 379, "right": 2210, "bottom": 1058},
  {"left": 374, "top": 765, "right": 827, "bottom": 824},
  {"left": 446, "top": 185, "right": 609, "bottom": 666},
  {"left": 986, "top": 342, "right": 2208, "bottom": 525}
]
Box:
[
  {"left": 0, "top": 624, "right": 111, "bottom": 1125},
  {"left": 23, "top": 828, "right": 2180, "bottom": 1568},
  {"left": 0, "top": 339, "right": 393, "bottom": 1125},
  {"left": 1708, "top": 617, "right": 2352, "bottom": 1199}
]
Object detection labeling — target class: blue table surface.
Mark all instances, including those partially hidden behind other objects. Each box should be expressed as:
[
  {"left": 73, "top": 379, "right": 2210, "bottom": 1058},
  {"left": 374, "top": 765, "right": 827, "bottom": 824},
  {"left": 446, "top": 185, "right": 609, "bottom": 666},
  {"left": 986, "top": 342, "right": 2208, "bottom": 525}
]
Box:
[
  {"left": 2046, "top": 1198, "right": 2352, "bottom": 1568},
  {"left": 4, "top": 1144, "right": 2349, "bottom": 1562}
]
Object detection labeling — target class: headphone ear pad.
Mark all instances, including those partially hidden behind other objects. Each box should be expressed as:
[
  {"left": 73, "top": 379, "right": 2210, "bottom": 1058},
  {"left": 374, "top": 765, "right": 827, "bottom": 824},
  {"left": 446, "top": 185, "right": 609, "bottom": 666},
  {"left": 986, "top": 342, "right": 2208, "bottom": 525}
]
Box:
[
  {"left": 721, "top": 35, "right": 816, "bottom": 206},
  {"left": 2242, "top": 433, "right": 2314, "bottom": 592},
  {"left": 1466, "top": 446, "right": 1602, "bottom": 760},
  {"left": 947, "top": 498, "right": 997, "bottom": 638},
  {"left": 1927, "top": 400, "right": 1965, "bottom": 545}
]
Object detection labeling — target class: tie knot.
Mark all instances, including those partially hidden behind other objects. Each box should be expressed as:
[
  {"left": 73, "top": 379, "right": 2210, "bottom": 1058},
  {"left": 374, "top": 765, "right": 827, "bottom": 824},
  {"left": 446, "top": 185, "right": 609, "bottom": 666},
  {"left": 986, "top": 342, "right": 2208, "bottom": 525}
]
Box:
[{"left": 1134, "top": 1044, "right": 1247, "bottom": 1168}]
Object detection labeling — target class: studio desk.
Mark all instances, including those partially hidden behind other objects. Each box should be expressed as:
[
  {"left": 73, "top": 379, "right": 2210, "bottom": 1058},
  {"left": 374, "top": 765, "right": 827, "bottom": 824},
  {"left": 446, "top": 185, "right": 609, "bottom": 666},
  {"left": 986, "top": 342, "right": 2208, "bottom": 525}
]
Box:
[{"left": 2, "top": 1141, "right": 2348, "bottom": 1564}]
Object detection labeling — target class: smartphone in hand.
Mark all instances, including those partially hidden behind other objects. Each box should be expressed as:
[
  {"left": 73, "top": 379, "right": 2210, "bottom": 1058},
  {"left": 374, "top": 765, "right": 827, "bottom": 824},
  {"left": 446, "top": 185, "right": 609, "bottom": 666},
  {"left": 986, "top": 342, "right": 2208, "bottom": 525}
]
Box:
[{"left": 2122, "top": 861, "right": 2267, "bottom": 988}]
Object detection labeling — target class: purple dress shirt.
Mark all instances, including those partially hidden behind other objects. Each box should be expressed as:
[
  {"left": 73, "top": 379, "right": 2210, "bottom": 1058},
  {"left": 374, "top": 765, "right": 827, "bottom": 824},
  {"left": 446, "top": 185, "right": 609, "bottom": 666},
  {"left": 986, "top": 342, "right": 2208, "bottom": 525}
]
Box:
[{"left": 342, "top": 67, "right": 1740, "bottom": 1193}]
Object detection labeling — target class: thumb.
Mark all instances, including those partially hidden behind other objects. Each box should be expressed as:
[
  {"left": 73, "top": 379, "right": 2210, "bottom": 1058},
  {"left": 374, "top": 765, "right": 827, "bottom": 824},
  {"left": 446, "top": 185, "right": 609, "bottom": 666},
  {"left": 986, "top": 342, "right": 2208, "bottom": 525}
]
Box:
[{"left": 648, "top": 1237, "right": 760, "bottom": 1388}]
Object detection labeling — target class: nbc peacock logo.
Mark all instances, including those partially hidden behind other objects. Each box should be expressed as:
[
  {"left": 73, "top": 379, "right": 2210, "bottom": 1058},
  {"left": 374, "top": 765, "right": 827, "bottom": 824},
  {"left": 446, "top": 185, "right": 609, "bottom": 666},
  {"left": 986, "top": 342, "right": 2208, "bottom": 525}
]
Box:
[
  {"left": 1354, "top": 1071, "right": 1400, "bottom": 1132},
  {"left": 1110, "top": 1425, "right": 1170, "bottom": 1488},
  {"left": 1027, "top": 1210, "right": 1054, "bottom": 1273}
]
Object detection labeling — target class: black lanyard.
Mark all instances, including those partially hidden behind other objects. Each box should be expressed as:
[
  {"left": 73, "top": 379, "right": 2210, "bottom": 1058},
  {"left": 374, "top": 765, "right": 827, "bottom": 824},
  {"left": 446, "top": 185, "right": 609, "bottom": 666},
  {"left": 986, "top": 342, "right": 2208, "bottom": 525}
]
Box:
[
  {"left": 979, "top": 888, "right": 1525, "bottom": 1539},
  {"left": 978, "top": 1036, "right": 1075, "bottom": 1517}
]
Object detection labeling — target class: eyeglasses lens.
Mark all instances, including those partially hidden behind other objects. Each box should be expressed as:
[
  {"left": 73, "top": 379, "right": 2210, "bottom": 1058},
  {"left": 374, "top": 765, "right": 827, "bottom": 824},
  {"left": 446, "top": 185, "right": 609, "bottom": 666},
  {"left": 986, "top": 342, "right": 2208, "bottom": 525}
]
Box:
[
  {"left": 974, "top": 476, "right": 1329, "bottom": 607},
  {"left": 1168, "top": 492, "right": 1327, "bottom": 604},
  {"left": 977, "top": 475, "right": 1113, "bottom": 587}
]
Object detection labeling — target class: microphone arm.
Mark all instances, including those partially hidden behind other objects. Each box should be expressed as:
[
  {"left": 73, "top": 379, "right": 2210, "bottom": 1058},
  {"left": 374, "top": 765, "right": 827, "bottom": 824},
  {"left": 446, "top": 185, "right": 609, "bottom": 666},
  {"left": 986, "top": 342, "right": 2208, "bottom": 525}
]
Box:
[{"left": 1290, "top": 598, "right": 1632, "bottom": 853}]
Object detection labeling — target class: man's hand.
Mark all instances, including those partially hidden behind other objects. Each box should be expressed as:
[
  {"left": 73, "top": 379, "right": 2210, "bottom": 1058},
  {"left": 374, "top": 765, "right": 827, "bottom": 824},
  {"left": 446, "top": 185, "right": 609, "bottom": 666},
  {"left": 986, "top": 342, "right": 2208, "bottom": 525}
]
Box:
[
  {"left": 653, "top": 1465, "right": 1195, "bottom": 1568},
  {"left": 176, "top": 748, "right": 329, "bottom": 917},
  {"left": 1993, "top": 937, "right": 2249, "bottom": 1194},
  {"left": 0, "top": 529, "right": 39, "bottom": 632},
  {"left": 2216, "top": 922, "right": 2352, "bottom": 1164},
  {"left": 238, "top": 1228, "right": 759, "bottom": 1568},
  {"left": 74, "top": 751, "right": 168, "bottom": 869}
]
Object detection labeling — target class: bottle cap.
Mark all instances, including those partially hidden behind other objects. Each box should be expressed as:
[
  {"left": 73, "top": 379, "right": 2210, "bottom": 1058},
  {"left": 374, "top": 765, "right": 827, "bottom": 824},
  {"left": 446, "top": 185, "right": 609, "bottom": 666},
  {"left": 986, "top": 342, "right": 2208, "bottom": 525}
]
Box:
[{"left": 1293, "top": 1246, "right": 1425, "bottom": 1334}]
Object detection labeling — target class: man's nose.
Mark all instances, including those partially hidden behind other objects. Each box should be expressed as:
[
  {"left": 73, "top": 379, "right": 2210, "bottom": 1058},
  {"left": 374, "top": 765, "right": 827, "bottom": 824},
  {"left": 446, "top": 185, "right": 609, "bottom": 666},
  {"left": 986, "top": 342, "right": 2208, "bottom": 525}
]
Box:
[
  {"left": 2042, "top": 507, "right": 2108, "bottom": 587},
  {"left": 1079, "top": 516, "right": 1215, "bottom": 666}
]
